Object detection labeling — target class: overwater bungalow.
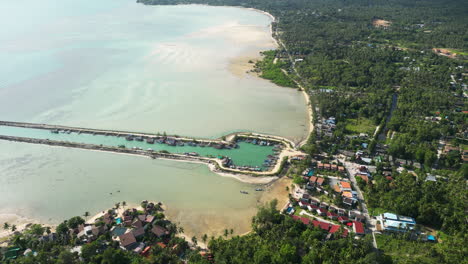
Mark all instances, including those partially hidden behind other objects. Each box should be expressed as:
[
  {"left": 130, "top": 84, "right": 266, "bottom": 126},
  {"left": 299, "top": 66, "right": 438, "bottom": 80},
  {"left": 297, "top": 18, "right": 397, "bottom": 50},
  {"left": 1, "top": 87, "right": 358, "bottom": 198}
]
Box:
[
  {"left": 177, "top": 141, "right": 184, "bottom": 146},
  {"left": 51, "top": 129, "right": 59, "bottom": 134},
  {"left": 213, "top": 144, "right": 224, "bottom": 149},
  {"left": 146, "top": 138, "right": 155, "bottom": 144},
  {"left": 135, "top": 136, "right": 143, "bottom": 142},
  {"left": 126, "top": 136, "right": 134, "bottom": 141},
  {"left": 165, "top": 139, "right": 176, "bottom": 146},
  {"left": 222, "top": 157, "right": 232, "bottom": 166}
]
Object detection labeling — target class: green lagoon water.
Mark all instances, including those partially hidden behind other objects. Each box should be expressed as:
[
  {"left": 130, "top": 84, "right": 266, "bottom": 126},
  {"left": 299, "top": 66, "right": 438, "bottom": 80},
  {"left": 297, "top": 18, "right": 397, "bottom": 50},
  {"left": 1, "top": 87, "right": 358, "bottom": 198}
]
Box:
[
  {"left": 0, "top": 0, "right": 308, "bottom": 236},
  {"left": 0, "top": 126, "right": 276, "bottom": 169}
]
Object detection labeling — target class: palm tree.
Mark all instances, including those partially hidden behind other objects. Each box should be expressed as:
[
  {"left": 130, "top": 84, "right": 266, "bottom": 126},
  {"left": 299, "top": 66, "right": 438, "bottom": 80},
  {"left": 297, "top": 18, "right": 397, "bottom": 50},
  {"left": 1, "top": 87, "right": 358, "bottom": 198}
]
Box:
[
  {"left": 202, "top": 234, "right": 208, "bottom": 244},
  {"left": 230, "top": 229, "right": 234, "bottom": 235},
  {"left": 11, "top": 225, "right": 17, "bottom": 232},
  {"left": 178, "top": 226, "right": 184, "bottom": 234},
  {"left": 83, "top": 212, "right": 90, "bottom": 221},
  {"left": 191, "top": 236, "right": 198, "bottom": 246},
  {"left": 122, "top": 201, "right": 126, "bottom": 210},
  {"left": 115, "top": 202, "right": 120, "bottom": 210},
  {"left": 3, "top": 222, "right": 10, "bottom": 231},
  {"left": 223, "top": 229, "right": 228, "bottom": 238}
]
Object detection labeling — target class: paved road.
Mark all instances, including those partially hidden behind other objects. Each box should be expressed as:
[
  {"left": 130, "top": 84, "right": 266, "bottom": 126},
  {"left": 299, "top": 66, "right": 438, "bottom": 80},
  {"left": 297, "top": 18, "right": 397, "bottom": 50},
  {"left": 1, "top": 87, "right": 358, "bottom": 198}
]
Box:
[{"left": 341, "top": 159, "right": 378, "bottom": 248}]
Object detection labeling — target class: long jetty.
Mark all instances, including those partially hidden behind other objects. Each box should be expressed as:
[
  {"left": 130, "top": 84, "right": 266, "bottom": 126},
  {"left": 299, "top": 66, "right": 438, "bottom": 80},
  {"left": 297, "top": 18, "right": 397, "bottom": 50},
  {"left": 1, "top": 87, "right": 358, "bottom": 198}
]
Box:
[
  {"left": 0, "top": 120, "right": 230, "bottom": 145},
  {"left": 0, "top": 120, "right": 304, "bottom": 176}
]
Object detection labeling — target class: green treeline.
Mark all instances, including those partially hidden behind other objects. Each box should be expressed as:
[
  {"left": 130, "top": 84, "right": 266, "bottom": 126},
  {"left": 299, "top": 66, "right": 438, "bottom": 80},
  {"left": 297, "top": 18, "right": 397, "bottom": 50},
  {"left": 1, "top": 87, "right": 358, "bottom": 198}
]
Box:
[
  {"left": 189, "top": 200, "right": 389, "bottom": 264},
  {"left": 255, "top": 50, "right": 297, "bottom": 87},
  {"left": 137, "top": 0, "right": 468, "bottom": 263}
]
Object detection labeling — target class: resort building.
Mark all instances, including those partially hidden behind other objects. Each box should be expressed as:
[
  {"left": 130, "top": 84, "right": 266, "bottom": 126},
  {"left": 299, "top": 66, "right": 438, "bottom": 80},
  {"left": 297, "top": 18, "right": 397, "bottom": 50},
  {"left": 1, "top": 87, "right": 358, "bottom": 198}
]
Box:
[{"left": 377, "top": 213, "right": 416, "bottom": 232}]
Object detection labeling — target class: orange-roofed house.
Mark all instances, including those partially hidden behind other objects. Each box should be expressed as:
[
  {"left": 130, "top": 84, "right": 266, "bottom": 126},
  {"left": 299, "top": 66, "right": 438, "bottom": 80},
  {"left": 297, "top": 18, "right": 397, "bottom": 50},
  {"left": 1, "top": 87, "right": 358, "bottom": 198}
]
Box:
[
  {"left": 316, "top": 177, "right": 325, "bottom": 186},
  {"left": 333, "top": 184, "right": 342, "bottom": 193},
  {"left": 359, "top": 175, "right": 369, "bottom": 183},
  {"left": 156, "top": 242, "right": 167, "bottom": 248},
  {"left": 340, "top": 181, "right": 351, "bottom": 190},
  {"left": 342, "top": 191, "right": 353, "bottom": 198}
]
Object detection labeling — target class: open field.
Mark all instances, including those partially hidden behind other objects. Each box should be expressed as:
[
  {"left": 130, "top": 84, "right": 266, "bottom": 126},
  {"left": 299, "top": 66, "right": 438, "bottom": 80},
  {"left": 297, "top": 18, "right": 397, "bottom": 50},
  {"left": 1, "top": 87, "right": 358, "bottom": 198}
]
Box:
[{"left": 345, "top": 118, "right": 376, "bottom": 135}]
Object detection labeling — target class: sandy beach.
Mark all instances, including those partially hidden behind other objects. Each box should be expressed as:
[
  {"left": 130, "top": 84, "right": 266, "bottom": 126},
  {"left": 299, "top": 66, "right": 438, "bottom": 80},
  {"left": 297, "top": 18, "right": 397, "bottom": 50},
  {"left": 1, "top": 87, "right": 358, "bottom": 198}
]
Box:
[
  {"left": 259, "top": 177, "right": 292, "bottom": 209},
  {"left": 0, "top": 4, "right": 310, "bottom": 246}
]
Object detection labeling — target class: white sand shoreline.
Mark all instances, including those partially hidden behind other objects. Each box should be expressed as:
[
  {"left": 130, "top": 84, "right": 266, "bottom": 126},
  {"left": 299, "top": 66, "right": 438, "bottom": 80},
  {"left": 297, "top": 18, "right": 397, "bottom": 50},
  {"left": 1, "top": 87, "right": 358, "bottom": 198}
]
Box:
[{"left": 0, "top": 4, "right": 313, "bottom": 242}]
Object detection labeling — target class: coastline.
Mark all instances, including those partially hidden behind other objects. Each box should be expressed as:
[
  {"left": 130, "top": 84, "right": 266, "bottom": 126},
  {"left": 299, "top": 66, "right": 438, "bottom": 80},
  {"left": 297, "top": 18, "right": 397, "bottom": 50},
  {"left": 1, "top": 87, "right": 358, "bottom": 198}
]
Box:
[
  {"left": 0, "top": 4, "right": 312, "bottom": 244},
  {"left": 227, "top": 6, "right": 278, "bottom": 78},
  {"left": 225, "top": 4, "right": 313, "bottom": 146}
]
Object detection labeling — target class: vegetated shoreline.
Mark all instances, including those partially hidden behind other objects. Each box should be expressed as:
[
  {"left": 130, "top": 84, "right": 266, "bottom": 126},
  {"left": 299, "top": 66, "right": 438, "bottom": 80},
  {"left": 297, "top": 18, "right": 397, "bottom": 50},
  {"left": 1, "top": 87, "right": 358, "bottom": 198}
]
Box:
[
  {"left": 222, "top": 3, "right": 313, "bottom": 146},
  {"left": 0, "top": 5, "right": 312, "bottom": 242}
]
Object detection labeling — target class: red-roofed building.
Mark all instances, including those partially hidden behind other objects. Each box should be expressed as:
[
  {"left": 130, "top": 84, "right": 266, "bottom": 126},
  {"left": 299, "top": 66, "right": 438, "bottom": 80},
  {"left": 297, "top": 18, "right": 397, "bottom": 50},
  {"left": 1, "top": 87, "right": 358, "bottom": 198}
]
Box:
[
  {"left": 309, "top": 198, "right": 320, "bottom": 206},
  {"left": 156, "top": 242, "right": 167, "bottom": 248},
  {"left": 291, "top": 215, "right": 311, "bottom": 225},
  {"left": 338, "top": 216, "right": 349, "bottom": 223},
  {"left": 312, "top": 220, "right": 331, "bottom": 231},
  {"left": 341, "top": 229, "right": 349, "bottom": 238},
  {"left": 298, "top": 201, "right": 309, "bottom": 209},
  {"left": 316, "top": 208, "right": 328, "bottom": 216},
  {"left": 307, "top": 204, "right": 319, "bottom": 211},
  {"left": 300, "top": 217, "right": 310, "bottom": 225},
  {"left": 353, "top": 221, "right": 365, "bottom": 235},
  {"left": 327, "top": 211, "right": 338, "bottom": 220},
  {"left": 329, "top": 225, "right": 341, "bottom": 234},
  {"left": 141, "top": 246, "right": 151, "bottom": 257}
]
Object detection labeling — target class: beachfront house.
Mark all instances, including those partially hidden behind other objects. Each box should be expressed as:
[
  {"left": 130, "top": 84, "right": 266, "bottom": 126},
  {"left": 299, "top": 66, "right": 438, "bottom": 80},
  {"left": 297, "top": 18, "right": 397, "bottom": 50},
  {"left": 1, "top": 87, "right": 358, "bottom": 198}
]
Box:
[
  {"left": 119, "top": 232, "right": 137, "bottom": 250},
  {"left": 151, "top": 225, "right": 169, "bottom": 238}
]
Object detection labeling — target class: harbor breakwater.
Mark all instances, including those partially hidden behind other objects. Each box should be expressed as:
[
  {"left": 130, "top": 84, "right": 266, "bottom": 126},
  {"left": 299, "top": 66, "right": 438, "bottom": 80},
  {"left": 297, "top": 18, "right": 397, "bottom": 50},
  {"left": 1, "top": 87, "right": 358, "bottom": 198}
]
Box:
[{"left": 0, "top": 121, "right": 304, "bottom": 177}]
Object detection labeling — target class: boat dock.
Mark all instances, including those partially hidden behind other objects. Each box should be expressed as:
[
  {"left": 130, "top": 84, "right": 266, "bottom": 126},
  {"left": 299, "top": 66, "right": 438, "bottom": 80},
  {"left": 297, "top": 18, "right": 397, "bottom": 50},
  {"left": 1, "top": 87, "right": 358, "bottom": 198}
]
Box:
[{"left": 0, "top": 120, "right": 303, "bottom": 176}]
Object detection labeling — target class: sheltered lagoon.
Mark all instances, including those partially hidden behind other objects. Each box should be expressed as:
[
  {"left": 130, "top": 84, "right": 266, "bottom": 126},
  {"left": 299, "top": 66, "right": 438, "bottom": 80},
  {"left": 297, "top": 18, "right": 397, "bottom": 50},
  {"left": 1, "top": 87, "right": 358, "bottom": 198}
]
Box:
[{"left": 0, "top": 0, "right": 308, "bottom": 237}]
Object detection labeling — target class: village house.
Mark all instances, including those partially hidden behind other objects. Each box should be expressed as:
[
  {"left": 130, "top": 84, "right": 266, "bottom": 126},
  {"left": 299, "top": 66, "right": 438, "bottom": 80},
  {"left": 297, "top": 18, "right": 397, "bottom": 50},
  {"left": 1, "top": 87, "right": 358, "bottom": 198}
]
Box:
[
  {"left": 338, "top": 216, "right": 349, "bottom": 224},
  {"left": 316, "top": 177, "right": 325, "bottom": 187},
  {"left": 119, "top": 232, "right": 137, "bottom": 250},
  {"left": 316, "top": 208, "right": 328, "bottom": 216},
  {"left": 327, "top": 211, "right": 338, "bottom": 220},
  {"left": 353, "top": 221, "right": 365, "bottom": 236},
  {"left": 151, "top": 225, "right": 169, "bottom": 238},
  {"left": 300, "top": 193, "right": 310, "bottom": 203},
  {"left": 377, "top": 213, "right": 416, "bottom": 233}
]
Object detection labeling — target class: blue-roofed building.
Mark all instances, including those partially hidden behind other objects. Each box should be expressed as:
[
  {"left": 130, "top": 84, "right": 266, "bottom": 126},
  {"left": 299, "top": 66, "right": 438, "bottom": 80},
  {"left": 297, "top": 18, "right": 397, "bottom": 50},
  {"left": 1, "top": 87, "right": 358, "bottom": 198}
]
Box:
[
  {"left": 427, "top": 235, "right": 437, "bottom": 242},
  {"left": 377, "top": 213, "right": 416, "bottom": 233}
]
